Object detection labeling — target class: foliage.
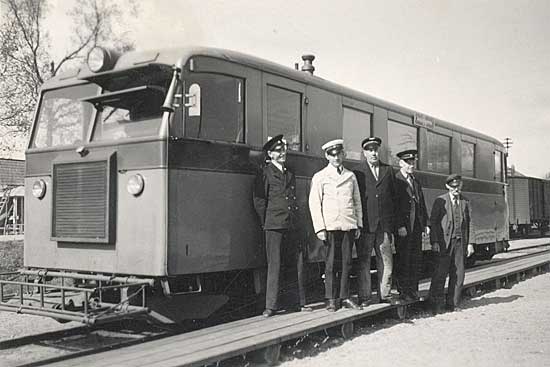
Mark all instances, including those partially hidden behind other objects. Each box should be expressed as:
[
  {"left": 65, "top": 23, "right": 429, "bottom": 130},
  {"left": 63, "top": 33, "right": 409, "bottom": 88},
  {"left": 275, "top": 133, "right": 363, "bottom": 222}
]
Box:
[{"left": 0, "top": 0, "right": 137, "bottom": 156}]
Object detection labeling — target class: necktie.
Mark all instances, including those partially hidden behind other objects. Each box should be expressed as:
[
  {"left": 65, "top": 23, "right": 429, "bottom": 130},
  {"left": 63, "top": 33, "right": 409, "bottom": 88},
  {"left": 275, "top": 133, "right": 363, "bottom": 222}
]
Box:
[{"left": 371, "top": 165, "right": 378, "bottom": 180}]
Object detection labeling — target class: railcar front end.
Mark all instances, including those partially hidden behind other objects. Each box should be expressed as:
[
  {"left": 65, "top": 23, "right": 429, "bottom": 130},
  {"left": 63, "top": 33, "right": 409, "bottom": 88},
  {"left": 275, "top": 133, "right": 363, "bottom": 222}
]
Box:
[{"left": 0, "top": 48, "right": 265, "bottom": 325}]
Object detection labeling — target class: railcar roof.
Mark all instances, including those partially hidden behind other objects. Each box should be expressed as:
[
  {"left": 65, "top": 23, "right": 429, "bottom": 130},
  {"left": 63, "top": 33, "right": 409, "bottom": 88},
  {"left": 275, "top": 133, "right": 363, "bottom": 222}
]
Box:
[{"left": 44, "top": 46, "right": 503, "bottom": 147}]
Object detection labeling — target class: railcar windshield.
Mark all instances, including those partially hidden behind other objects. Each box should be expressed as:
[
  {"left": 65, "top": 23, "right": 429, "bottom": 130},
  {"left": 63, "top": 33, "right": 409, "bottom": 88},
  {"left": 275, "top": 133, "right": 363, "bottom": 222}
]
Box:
[
  {"left": 31, "top": 66, "right": 172, "bottom": 148},
  {"left": 32, "top": 84, "right": 99, "bottom": 148}
]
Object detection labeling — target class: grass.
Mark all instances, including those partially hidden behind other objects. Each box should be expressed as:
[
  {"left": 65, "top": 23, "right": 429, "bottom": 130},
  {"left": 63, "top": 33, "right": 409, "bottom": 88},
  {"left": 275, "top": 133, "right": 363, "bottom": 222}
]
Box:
[{"left": 0, "top": 240, "right": 23, "bottom": 273}]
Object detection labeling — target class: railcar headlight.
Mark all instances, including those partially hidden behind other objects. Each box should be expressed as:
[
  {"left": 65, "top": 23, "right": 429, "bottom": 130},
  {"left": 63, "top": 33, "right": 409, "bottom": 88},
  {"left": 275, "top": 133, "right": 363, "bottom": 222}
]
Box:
[
  {"left": 32, "top": 179, "right": 47, "bottom": 199},
  {"left": 127, "top": 174, "right": 144, "bottom": 196},
  {"left": 87, "top": 46, "right": 118, "bottom": 73}
]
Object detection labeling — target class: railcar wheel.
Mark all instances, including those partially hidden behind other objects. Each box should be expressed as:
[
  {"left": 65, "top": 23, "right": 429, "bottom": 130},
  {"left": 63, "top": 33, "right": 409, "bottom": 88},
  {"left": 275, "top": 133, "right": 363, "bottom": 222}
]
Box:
[
  {"left": 396, "top": 305, "right": 407, "bottom": 320},
  {"left": 340, "top": 321, "right": 354, "bottom": 339},
  {"left": 466, "top": 287, "right": 477, "bottom": 298}
]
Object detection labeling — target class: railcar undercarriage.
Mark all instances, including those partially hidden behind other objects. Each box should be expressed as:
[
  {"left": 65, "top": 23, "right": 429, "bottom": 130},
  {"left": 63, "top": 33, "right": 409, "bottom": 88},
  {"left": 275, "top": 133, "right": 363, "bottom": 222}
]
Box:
[{"left": 0, "top": 268, "right": 260, "bottom": 326}]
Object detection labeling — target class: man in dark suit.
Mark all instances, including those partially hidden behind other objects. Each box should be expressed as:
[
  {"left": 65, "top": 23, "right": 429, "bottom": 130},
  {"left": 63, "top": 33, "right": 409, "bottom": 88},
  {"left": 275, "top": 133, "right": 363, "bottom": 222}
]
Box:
[
  {"left": 429, "top": 174, "right": 475, "bottom": 314},
  {"left": 253, "top": 135, "right": 312, "bottom": 317},
  {"left": 394, "top": 149, "right": 430, "bottom": 302},
  {"left": 355, "top": 136, "right": 399, "bottom": 305}
]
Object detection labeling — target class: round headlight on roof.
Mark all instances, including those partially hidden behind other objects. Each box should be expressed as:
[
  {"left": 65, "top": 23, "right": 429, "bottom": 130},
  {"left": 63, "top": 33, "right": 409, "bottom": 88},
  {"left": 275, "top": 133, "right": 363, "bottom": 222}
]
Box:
[
  {"left": 32, "top": 179, "right": 47, "bottom": 199},
  {"left": 87, "top": 47, "right": 108, "bottom": 72},
  {"left": 87, "top": 46, "right": 118, "bottom": 73}
]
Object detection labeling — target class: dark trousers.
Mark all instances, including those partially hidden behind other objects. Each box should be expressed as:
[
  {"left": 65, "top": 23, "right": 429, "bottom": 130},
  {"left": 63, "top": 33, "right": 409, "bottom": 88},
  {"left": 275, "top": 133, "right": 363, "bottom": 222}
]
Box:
[
  {"left": 325, "top": 230, "right": 352, "bottom": 300},
  {"left": 357, "top": 228, "right": 393, "bottom": 300},
  {"left": 396, "top": 218, "right": 423, "bottom": 296},
  {"left": 429, "top": 238, "right": 465, "bottom": 307},
  {"left": 265, "top": 229, "right": 306, "bottom": 310}
]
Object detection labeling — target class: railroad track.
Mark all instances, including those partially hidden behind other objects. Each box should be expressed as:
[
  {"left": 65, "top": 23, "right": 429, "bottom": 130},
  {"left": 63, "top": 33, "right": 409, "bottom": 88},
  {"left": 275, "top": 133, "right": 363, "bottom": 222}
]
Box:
[
  {"left": 471, "top": 241, "right": 550, "bottom": 270},
  {"left": 0, "top": 320, "right": 173, "bottom": 367},
  {"left": 1, "top": 243, "right": 549, "bottom": 367}
]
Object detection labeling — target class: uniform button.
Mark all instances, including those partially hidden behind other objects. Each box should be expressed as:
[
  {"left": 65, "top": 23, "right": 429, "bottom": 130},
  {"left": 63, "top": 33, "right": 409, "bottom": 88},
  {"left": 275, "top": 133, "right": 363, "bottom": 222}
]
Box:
[
  {"left": 295, "top": 206, "right": 298, "bottom": 210},
  {"left": 288, "top": 206, "right": 291, "bottom": 210},
  {"left": 376, "top": 194, "right": 379, "bottom": 198},
  {"left": 293, "top": 196, "right": 296, "bottom": 199},
  {"left": 286, "top": 196, "right": 289, "bottom": 199}
]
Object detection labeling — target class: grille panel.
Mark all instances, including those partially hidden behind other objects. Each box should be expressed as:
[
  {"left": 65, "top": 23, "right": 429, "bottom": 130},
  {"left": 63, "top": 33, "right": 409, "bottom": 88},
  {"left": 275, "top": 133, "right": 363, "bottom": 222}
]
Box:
[{"left": 52, "top": 161, "right": 110, "bottom": 241}]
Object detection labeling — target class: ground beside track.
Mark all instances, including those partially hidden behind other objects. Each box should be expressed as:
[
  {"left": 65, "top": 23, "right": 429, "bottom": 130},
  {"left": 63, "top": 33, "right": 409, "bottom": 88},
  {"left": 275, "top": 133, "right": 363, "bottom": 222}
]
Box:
[{"left": 277, "top": 272, "right": 550, "bottom": 367}]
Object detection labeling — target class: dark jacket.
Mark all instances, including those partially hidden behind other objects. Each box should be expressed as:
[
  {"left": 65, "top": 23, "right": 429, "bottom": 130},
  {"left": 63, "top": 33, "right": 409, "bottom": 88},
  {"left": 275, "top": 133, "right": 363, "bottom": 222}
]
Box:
[
  {"left": 355, "top": 161, "right": 396, "bottom": 233},
  {"left": 395, "top": 170, "right": 429, "bottom": 233},
  {"left": 253, "top": 162, "right": 298, "bottom": 230},
  {"left": 430, "top": 193, "right": 471, "bottom": 249}
]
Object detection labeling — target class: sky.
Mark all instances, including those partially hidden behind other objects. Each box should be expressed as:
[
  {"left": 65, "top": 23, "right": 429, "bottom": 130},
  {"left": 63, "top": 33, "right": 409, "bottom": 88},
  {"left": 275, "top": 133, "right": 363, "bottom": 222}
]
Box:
[{"left": 46, "top": 0, "right": 550, "bottom": 178}]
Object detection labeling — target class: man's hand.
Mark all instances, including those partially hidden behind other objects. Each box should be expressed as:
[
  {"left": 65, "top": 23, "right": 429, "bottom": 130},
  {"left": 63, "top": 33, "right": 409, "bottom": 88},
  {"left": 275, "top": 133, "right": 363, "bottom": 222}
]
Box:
[
  {"left": 424, "top": 226, "right": 430, "bottom": 236},
  {"left": 467, "top": 244, "right": 475, "bottom": 257},
  {"left": 354, "top": 228, "right": 361, "bottom": 240},
  {"left": 397, "top": 226, "right": 407, "bottom": 237},
  {"left": 317, "top": 230, "right": 327, "bottom": 241},
  {"left": 432, "top": 242, "right": 440, "bottom": 253}
]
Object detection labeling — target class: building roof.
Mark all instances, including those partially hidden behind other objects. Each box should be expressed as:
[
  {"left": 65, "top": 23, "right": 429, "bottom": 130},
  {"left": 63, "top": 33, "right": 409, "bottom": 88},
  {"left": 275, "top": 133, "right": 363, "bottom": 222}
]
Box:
[{"left": 0, "top": 159, "right": 25, "bottom": 188}]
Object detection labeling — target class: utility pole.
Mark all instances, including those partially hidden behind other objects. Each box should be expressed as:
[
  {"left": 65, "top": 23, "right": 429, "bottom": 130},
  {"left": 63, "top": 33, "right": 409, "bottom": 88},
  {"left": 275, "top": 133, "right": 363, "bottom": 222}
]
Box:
[
  {"left": 503, "top": 137, "right": 513, "bottom": 155},
  {"left": 503, "top": 137, "right": 513, "bottom": 179}
]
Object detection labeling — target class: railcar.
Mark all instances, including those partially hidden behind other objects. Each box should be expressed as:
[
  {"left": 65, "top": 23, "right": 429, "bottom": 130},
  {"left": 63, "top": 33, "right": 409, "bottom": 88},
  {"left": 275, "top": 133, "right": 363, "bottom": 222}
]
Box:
[
  {"left": 508, "top": 175, "right": 550, "bottom": 237},
  {"left": 0, "top": 46, "right": 508, "bottom": 324}
]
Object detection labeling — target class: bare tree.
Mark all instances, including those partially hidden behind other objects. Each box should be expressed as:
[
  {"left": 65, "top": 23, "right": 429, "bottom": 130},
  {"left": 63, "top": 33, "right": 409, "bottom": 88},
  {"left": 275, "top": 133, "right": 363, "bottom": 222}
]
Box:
[{"left": 0, "top": 0, "right": 138, "bottom": 156}]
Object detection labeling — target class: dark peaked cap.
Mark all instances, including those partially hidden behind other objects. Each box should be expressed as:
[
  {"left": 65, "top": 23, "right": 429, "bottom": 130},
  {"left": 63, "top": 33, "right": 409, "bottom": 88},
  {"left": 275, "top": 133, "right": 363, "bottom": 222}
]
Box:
[
  {"left": 397, "top": 149, "right": 418, "bottom": 160},
  {"left": 361, "top": 136, "right": 382, "bottom": 149},
  {"left": 446, "top": 174, "right": 462, "bottom": 186},
  {"left": 263, "top": 134, "right": 285, "bottom": 152}
]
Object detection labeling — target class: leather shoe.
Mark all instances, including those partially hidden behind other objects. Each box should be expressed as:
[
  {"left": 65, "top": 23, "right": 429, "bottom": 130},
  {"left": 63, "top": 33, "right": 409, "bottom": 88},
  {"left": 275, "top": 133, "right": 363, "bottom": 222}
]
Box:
[
  {"left": 300, "top": 305, "right": 313, "bottom": 312},
  {"left": 326, "top": 299, "right": 337, "bottom": 312},
  {"left": 380, "top": 296, "right": 402, "bottom": 305},
  {"left": 358, "top": 298, "right": 372, "bottom": 308},
  {"left": 262, "top": 309, "right": 275, "bottom": 317},
  {"left": 341, "top": 298, "right": 363, "bottom": 310}
]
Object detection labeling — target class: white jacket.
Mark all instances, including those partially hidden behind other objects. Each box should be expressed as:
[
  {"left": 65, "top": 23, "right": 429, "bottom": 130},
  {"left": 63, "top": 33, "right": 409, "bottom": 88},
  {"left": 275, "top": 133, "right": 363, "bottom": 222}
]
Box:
[{"left": 308, "top": 164, "right": 363, "bottom": 233}]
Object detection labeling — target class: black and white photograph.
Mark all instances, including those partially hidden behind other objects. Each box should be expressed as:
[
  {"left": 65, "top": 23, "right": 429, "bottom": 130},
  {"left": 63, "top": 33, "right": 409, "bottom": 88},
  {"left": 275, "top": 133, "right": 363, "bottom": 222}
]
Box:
[{"left": 0, "top": 1, "right": 549, "bottom": 366}]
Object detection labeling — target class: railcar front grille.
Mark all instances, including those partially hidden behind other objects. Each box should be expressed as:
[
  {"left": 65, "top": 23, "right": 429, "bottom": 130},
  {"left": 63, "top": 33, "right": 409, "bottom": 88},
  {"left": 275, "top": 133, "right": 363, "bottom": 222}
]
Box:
[{"left": 52, "top": 160, "right": 112, "bottom": 242}]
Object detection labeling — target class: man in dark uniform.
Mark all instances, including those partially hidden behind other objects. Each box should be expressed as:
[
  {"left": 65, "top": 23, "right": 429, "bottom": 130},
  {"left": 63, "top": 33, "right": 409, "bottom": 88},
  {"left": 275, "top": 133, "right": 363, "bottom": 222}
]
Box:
[
  {"left": 355, "top": 136, "right": 399, "bottom": 305},
  {"left": 429, "top": 174, "right": 475, "bottom": 314},
  {"left": 394, "top": 149, "right": 430, "bottom": 302},
  {"left": 253, "top": 135, "right": 312, "bottom": 317}
]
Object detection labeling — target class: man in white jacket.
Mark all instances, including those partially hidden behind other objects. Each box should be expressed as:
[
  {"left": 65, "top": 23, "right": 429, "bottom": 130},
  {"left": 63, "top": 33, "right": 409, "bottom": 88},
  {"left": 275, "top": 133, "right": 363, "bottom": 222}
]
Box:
[{"left": 309, "top": 139, "right": 363, "bottom": 311}]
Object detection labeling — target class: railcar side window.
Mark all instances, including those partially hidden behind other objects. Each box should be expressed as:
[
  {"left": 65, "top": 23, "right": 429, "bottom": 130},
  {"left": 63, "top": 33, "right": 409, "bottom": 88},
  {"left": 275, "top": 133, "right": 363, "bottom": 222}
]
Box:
[
  {"left": 185, "top": 74, "right": 244, "bottom": 143},
  {"left": 426, "top": 131, "right": 451, "bottom": 173},
  {"left": 343, "top": 107, "right": 371, "bottom": 160},
  {"left": 462, "top": 141, "right": 476, "bottom": 177},
  {"left": 266, "top": 85, "right": 301, "bottom": 151},
  {"left": 495, "top": 151, "right": 503, "bottom": 181},
  {"left": 32, "top": 84, "right": 98, "bottom": 148},
  {"left": 387, "top": 120, "right": 417, "bottom": 166}
]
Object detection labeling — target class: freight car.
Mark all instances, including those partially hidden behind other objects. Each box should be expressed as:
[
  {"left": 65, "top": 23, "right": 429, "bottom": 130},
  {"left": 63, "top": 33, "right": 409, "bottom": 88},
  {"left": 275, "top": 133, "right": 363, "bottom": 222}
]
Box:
[
  {"left": 508, "top": 175, "right": 550, "bottom": 237},
  {"left": 0, "top": 46, "right": 509, "bottom": 325}
]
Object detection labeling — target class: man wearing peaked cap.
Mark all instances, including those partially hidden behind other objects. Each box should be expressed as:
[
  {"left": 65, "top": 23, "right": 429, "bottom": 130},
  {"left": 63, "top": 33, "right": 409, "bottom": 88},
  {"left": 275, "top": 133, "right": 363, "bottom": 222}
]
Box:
[
  {"left": 354, "top": 136, "right": 400, "bottom": 305},
  {"left": 429, "top": 173, "right": 474, "bottom": 314},
  {"left": 253, "top": 134, "right": 311, "bottom": 317},
  {"left": 309, "top": 139, "right": 363, "bottom": 311},
  {"left": 394, "top": 149, "right": 430, "bottom": 302}
]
